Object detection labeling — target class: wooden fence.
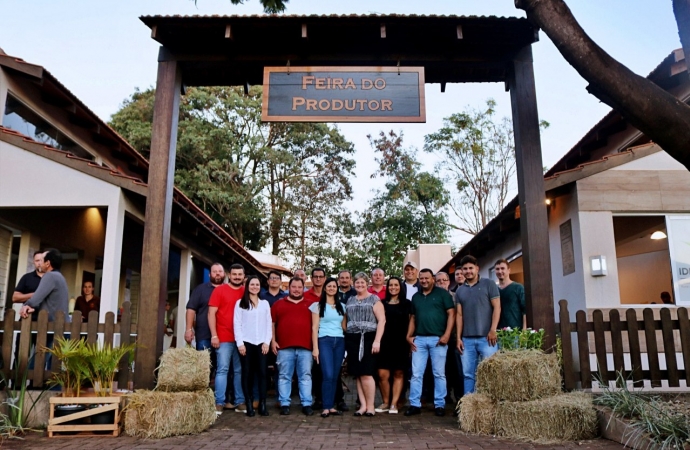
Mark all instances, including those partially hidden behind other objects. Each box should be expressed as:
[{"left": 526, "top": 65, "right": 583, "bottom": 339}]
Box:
[
  {"left": 0, "top": 301, "right": 136, "bottom": 389},
  {"left": 558, "top": 299, "right": 690, "bottom": 391}
]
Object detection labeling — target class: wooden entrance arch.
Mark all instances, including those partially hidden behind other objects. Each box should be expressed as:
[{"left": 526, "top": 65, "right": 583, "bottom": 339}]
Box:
[{"left": 136, "top": 14, "right": 554, "bottom": 388}]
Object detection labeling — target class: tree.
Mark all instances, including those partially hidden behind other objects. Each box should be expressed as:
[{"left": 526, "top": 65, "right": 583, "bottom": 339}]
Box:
[
  {"left": 515, "top": 0, "right": 690, "bottom": 170},
  {"left": 424, "top": 99, "right": 548, "bottom": 235},
  {"left": 109, "top": 86, "right": 356, "bottom": 257},
  {"left": 356, "top": 131, "right": 450, "bottom": 274}
]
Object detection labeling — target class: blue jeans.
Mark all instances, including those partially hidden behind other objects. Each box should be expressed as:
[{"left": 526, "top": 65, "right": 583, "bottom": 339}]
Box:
[
  {"left": 215, "top": 342, "right": 244, "bottom": 406},
  {"left": 460, "top": 336, "right": 498, "bottom": 394},
  {"left": 276, "top": 348, "right": 312, "bottom": 407},
  {"left": 409, "top": 336, "right": 448, "bottom": 408},
  {"left": 318, "top": 336, "right": 345, "bottom": 410}
]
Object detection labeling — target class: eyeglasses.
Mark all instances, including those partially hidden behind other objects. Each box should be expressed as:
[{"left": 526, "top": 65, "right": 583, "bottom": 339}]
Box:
[
  {"left": 312, "top": 275, "right": 325, "bottom": 279},
  {"left": 269, "top": 277, "right": 281, "bottom": 281}
]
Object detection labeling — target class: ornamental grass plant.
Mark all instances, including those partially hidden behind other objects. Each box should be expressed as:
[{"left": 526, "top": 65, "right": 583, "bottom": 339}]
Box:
[{"left": 594, "top": 371, "right": 690, "bottom": 450}]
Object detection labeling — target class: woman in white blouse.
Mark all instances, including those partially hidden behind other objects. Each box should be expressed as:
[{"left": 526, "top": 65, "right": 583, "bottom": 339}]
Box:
[{"left": 234, "top": 275, "right": 272, "bottom": 417}]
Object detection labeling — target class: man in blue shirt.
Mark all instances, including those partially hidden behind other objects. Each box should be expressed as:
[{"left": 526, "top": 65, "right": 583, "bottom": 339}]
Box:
[
  {"left": 455, "top": 255, "right": 501, "bottom": 395},
  {"left": 261, "top": 270, "right": 287, "bottom": 306}
]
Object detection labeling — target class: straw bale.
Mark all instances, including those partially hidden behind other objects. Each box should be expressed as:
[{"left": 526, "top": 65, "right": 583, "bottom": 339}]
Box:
[
  {"left": 156, "top": 346, "right": 211, "bottom": 392},
  {"left": 476, "top": 349, "right": 561, "bottom": 401},
  {"left": 124, "top": 389, "right": 216, "bottom": 439},
  {"left": 458, "top": 393, "right": 497, "bottom": 435},
  {"left": 495, "top": 392, "right": 598, "bottom": 443}
]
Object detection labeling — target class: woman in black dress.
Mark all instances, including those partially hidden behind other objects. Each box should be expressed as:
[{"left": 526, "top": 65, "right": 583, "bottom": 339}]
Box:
[{"left": 375, "top": 277, "right": 410, "bottom": 415}]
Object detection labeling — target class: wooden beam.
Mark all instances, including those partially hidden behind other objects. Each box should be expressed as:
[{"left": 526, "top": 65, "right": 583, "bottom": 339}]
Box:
[
  {"left": 441, "top": 82, "right": 446, "bottom": 93},
  {"left": 380, "top": 24, "right": 386, "bottom": 39},
  {"left": 134, "top": 49, "right": 182, "bottom": 389},
  {"left": 509, "top": 45, "right": 555, "bottom": 350},
  {"left": 301, "top": 24, "right": 307, "bottom": 39},
  {"left": 225, "top": 25, "right": 233, "bottom": 39},
  {"left": 151, "top": 25, "right": 157, "bottom": 39},
  {"left": 456, "top": 25, "right": 463, "bottom": 39}
]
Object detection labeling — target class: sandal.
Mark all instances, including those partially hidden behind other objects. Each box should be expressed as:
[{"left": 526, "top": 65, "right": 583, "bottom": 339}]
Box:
[
  {"left": 329, "top": 409, "right": 343, "bottom": 416},
  {"left": 374, "top": 404, "right": 389, "bottom": 413},
  {"left": 364, "top": 411, "right": 375, "bottom": 417},
  {"left": 321, "top": 411, "right": 330, "bottom": 418}
]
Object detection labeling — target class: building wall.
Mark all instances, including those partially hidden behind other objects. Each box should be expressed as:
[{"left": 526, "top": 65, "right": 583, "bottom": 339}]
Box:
[{"left": 547, "top": 189, "right": 587, "bottom": 319}]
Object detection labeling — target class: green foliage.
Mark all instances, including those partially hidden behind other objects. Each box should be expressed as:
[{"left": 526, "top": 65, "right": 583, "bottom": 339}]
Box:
[
  {"left": 41, "top": 338, "right": 90, "bottom": 397},
  {"left": 0, "top": 364, "right": 48, "bottom": 437},
  {"left": 81, "top": 342, "right": 136, "bottom": 397},
  {"left": 352, "top": 130, "right": 450, "bottom": 275},
  {"left": 109, "top": 86, "right": 355, "bottom": 260},
  {"left": 424, "top": 99, "right": 548, "bottom": 235},
  {"left": 496, "top": 327, "right": 545, "bottom": 350},
  {"left": 594, "top": 371, "right": 690, "bottom": 450}
]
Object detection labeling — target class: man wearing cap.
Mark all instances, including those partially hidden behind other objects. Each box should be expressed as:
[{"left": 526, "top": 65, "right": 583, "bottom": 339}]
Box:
[{"left": 403, "top": 261, "right": 421, "bottom": 301}]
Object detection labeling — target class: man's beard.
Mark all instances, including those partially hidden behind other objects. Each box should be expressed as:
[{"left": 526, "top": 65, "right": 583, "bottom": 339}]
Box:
[
  {"left": 229, "top": 280, "right": 243, "bottom": 288},
  {"left": 289, "top": 294, "right": 303, "bottom": 300},
  {"left": 211, "top": 276, "right": 224, "bottom": 285}
]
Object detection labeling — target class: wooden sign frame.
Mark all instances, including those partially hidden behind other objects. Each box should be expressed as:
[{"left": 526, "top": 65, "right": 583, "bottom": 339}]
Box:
[{"left": 262, "top": 66, "right": 426, "bottom": 123}]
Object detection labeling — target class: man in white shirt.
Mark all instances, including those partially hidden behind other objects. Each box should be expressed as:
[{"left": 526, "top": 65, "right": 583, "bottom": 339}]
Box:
[{"left": 403, "top": 261, "right": 421, "bottom": 300}]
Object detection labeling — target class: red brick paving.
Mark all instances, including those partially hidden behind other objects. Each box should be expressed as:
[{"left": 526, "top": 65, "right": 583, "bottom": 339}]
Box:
[{"left": 4, "top": 405, "right": 625, "bottom": 450}]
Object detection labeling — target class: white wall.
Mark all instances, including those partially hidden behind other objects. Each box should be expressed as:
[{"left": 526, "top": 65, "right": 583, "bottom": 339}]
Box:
[
  {"left": 578, "top": 211, "right": 621, "bottom": 309},
  {"left": 475, "top": 233, "right": 522, "bottom": 279},
  {"left": 618, "top": 250, "right": 673, "bottom": 305},
  {"left": 548, "top": 190, "right": 587, "bottom": 319}
]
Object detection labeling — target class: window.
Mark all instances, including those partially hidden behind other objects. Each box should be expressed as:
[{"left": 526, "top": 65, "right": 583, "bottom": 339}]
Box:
[
  {"left": 613, "top": 215, "right": 673, "bottom": 305},
  {"left": 3, "top": 95, "right": 93, "bottom": 160}
]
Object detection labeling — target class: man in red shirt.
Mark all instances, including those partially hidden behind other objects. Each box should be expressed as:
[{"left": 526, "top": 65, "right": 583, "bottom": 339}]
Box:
[
  {"left": 368, "top": 267, "right": 387, "bottom": 300},
  {"left": 208, "top": 263, "right": 246, "bottom": 415},
  {"left": 271, "top": 277, "right": 315, "bottom": 416},
  {"left": 303, "top": 267, "right": 325, "bottom": 303}
]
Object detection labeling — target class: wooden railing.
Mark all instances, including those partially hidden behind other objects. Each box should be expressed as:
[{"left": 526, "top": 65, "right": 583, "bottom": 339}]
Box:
[
  {"left": 0, "top": 301, "right": 136, "bottom": 389},
  {"left": 558, "top": 299, "right": 690, "bottom": 391}
]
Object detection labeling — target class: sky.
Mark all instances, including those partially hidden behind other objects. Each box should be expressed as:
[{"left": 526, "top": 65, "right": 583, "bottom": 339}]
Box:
[{"left": 0, "top": 0, "right": 681, "bottom": 248}]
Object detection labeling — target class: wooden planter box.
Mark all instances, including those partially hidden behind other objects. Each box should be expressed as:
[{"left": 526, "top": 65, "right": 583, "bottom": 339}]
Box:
[{"left": 48, "top": 395, "right": 124, "bottom": 438}]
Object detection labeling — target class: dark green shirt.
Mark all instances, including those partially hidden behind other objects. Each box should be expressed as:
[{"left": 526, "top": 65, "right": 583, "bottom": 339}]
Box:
[
  {"left": 498, "top": 282, "right": 525, "bottom": 329},
  {"left": 411, "top": 287, "right": 454, "bottom": 337}
]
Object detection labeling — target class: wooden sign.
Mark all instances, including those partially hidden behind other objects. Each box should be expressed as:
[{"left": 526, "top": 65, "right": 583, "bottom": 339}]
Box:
[{"left": 262, "top": 66, "right": 425, "bottom": 123}]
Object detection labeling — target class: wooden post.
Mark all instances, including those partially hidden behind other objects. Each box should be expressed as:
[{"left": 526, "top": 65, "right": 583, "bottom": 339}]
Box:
[
  {"left": 134, "top": 48, "right": 182, "bottom": 389},
  {"left": 508, "top": 45, "right": 555, "bottom": 350}
]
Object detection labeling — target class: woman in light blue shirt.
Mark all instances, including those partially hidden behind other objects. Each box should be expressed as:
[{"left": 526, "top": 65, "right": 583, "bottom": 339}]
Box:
[{"left": 310, "top": 277, "right": 346, "bottom": 418}]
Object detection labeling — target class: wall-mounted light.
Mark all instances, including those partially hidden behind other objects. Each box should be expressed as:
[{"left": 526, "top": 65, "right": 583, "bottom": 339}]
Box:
[
  {"left": 650, "top": 231, "right": 667, "bottom": 240},
  {"left": 545, "top": 198, "right": 552, "bottom": 206},
  {"left": 590, "top": 255, "right": 607, "bottom": 277}
]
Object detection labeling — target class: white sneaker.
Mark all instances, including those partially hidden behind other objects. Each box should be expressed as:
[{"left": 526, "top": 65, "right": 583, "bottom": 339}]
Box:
[
  {"left": 375, "top": 404, "right": 390, "bottom": 413},
  {"left": 389, "top": 406, "right": 398, "bottom": 414}
]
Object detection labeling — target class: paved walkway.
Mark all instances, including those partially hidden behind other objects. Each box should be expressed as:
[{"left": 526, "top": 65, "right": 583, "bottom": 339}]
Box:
[
  {"left": 3, "top": 375, "right": 626, "bottom": 450},
  {"left": 5, "top": 404, "right": 625, "bottom": 450}
]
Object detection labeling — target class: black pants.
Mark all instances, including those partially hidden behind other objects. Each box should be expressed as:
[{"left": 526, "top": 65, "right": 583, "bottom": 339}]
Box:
[{"left": 240, "top": 343, "right": 267, "bottom": 402}]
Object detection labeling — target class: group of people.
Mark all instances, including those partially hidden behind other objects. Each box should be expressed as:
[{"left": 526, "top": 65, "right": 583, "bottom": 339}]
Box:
[{"left": 184, "top": 255, "right": 525, "bottom": 419}]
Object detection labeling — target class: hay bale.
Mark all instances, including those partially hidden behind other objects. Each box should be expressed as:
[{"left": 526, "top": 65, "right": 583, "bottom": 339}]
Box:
[
  {"left": 458, "top": 393, "right": 497, "bottom": 435},
  {"left": 495, "top": 392, "right": 598, "bottom": 443},
  {"left": 476, "top": 349, "right": 561, "bottom": 401},
  {"left": 156, "top": 346, "right": 210, "bottom": 392},
  {"left": 124, "top": 389, "right": 216, "bottom": 439}
]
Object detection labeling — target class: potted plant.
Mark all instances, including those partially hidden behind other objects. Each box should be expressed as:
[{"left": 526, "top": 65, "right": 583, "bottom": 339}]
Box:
[{"left": 82, "top": 342, "right": 136, "bottom": 397}]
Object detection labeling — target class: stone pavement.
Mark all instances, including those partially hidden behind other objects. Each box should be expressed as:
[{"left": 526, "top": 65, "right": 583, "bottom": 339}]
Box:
[{"left": 4, "top": 403, "right": 625, "bottom": 450}]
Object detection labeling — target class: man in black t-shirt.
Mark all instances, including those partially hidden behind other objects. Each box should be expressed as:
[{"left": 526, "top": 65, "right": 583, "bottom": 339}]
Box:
[
  {"left": 12, "top": 251, "right": 44, "bottom": 321},
  {"left": 12, "top": 251, "right": 44, "bottom": 306},
  {"left": 185, "top": 263, "right": 226, "bottom": 377}
]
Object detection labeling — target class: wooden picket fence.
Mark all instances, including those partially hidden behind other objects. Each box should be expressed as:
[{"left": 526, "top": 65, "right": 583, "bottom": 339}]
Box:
[
  {"left": 0, "top": 301, "right": 136, "bottom": 389},
  {"left": 558, "top": 299, "right": 690, "bottom": 390}
]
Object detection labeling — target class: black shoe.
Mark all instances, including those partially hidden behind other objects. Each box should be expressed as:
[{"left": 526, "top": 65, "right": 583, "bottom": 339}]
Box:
[
  {"left": 280, "top": 406, "right": 290, "bottom": 415},
  {"left": 404, "top": 406, "right": 421, "bottom": 416},
  {"left": 337, "top": 401, "right": 349, "bottom": 412},
  {"left": 259, "top": 400, "right": 269, "bottom": 416},
  {"left": 302, "top": 406, "right": 314, "bottom": 416},
  {"left": 246, "top": 400, "right": 256, "bottom": 417},
  {"left": 434, "top": 407, "right": 445, "bottom": 417}
]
